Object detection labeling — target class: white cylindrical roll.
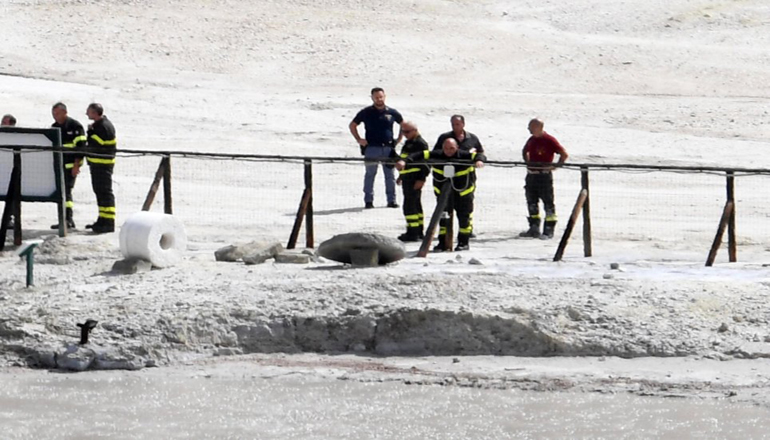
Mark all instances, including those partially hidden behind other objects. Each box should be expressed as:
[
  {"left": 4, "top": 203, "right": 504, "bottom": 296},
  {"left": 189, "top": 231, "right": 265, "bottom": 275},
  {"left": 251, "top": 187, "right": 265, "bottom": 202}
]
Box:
[{"left": 119, "top": 212, "right": 187, "bottom": 268}]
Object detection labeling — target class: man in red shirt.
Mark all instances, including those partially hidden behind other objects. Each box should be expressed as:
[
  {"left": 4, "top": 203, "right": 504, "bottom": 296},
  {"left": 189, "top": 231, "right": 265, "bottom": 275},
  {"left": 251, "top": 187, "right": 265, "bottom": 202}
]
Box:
[{"left": 520, "top": 118, "right": 569, "bottom": 239}]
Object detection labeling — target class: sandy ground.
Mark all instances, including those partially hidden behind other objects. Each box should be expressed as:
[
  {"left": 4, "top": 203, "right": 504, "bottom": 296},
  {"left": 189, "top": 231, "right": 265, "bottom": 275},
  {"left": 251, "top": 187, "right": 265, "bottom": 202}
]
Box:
[{"left": 2, "top": 0, "right": 770, "bottom": 407}]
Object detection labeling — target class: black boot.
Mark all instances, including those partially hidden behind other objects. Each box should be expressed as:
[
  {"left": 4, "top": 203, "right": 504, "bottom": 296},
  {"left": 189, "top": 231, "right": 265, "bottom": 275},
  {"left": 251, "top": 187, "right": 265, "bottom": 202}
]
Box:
[
  {"left": 92, "top": 218, "right": 115, "bottom": 234},
  {"left": 85, "top": 218, "right": 101, "bottom": 230},
  {"left": 455, "top": 234, "right": 470, "bottom": 251},
  {"left": 519, "top": 217, "right": 541, "bottom": 238},
  {"left": 541, "top": 220, "right": 557, "bottom": 239},
  {"left": 51, "top": 208, "right": 76, "bottom": 230},
  {"left": 398, "top": 227, "right": 421, "bottom": 242},
  {"left": 433, "top": 235, "right": 448, "bottom": 252}
]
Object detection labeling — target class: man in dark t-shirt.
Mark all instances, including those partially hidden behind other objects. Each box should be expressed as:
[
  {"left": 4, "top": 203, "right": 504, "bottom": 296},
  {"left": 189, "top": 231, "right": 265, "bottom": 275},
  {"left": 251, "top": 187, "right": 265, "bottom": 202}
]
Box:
[
  {"left": 520, "top": 118, "right": 569, "bottom": 239},
  {"left": 349, "top": 87, "right": 403, "bottom": 209}
]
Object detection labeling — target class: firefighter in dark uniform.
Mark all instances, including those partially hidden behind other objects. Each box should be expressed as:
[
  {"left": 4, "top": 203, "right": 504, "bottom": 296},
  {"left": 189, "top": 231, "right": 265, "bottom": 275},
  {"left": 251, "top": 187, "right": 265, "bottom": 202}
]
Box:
[
  {"left": 396, "top": 121, "right": 430, "bottom": 242},
  {"left": 397, "top": 138, "right": 486, "bottom": 251},
  {"left": 433, "top": 114, "right": 484, "bottom": 237},
  {"left": 85, "top": 103, "right": 117, "bottom": 234},
  {"left": 50, "top": 102, "right": 87, "bottom": 229}
]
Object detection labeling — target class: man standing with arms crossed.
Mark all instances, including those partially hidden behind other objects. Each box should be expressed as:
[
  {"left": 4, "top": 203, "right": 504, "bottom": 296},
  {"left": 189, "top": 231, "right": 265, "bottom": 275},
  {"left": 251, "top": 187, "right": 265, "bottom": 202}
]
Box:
[
  {"left": 85, "top": 103, "right": 117, "bottom": 234},
  {"left": 50, "top": 102, "right": 87, "bottom": 230},
  {"left": 349, "top": 87, "right": 403, "bottom": 209},
  {"left": 520, "top": 118, "right": 569, "bottom": 239}
]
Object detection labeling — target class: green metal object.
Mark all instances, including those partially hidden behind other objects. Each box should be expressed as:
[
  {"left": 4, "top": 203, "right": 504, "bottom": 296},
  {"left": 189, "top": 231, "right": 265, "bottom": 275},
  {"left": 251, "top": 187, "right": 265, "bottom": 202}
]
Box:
[{"left": 18, "top": 243, "right": 38, "bottom": 287}]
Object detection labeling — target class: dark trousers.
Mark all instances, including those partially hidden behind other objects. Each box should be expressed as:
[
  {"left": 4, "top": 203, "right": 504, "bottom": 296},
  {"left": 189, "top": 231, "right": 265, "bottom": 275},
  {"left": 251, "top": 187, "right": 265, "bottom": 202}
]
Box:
[
  {"left": 401, "top": 180, "right": 424, "bottom": 232},
  {"left": 438, "top": 189, "right": 474, "bottom": 245},
  {"left": 90, "top": 163, "right": 116, "bottom": 222},
  {"left": 525, "top": 173, "right": 556, "bottom": 221},
  {"left": 63, "top": 168, "right": 77, "bottom": 217}
]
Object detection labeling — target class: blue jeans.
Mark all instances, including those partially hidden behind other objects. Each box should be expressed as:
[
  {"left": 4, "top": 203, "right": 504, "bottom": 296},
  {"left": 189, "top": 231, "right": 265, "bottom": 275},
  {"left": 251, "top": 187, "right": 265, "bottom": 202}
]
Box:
[{"left": 363, "top": 145, "right": 396, "bottom": 205}]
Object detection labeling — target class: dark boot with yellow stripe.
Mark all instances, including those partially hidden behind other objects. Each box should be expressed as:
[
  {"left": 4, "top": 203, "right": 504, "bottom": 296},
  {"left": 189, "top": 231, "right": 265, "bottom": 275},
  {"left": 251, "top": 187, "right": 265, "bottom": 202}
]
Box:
[{"left": 92, "top": 218, "right": 115, "bottom": 234}]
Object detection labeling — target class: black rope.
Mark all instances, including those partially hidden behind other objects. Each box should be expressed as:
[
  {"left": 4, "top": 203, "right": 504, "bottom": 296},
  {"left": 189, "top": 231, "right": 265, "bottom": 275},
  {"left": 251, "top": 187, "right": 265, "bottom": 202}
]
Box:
[{"left": 3, "top": 145, "right": 770, "bottom": 175}]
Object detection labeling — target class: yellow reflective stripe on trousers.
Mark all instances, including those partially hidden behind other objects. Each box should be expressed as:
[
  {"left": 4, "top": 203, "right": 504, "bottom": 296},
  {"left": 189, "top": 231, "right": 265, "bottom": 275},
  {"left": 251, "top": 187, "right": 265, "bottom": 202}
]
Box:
[
  {"left": 99, "top": 206, "right": 116, "bottom": 219},
  {"left": 90, "top": 134, "right": 117, "bottom": 146},
  {"left": 405, "top": 214, "right": 421, "bottom": 220},
  {"left": 407, "top": 221, "right": 420, "bottom": 227},
  {"left": 87, "top": 157, "right": 116, "bottom": 164},
  {"left": 459, "top": 184, "right": 475, "bottom": 196},
  {"left": 439, "top": 227, "right": 447, "bottom": 234},
  {"left": 65, "top": 201, "right": 74, "bottom": 208},
  {"left": 546, "top": 214, "right": 558, "bottom": 221},
  {"left": 459, "top": 226, "right": 472, "bottom": 234}
]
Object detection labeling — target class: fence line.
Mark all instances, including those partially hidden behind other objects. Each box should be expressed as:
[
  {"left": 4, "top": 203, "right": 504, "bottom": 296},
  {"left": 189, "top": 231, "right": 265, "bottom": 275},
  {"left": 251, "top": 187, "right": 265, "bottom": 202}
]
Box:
[{"left": 2, "top": 146, "right": 769, "bottom": 264}]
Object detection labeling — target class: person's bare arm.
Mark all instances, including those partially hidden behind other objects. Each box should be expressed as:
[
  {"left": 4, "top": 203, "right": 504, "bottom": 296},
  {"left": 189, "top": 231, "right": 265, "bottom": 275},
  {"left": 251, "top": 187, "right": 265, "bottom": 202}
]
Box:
[
  {"left": 349, "top": 121, "right": 367, "bottom": 147},
  {"left": 394, "top": 122, "right": 404, "bottom": 146}
]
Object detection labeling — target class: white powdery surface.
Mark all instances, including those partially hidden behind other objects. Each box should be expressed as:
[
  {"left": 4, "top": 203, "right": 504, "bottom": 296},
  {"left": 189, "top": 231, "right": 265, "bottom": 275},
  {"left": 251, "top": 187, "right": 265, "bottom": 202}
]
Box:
[{"left": 0, "top": 0, "right": 770, "bottom": 389}]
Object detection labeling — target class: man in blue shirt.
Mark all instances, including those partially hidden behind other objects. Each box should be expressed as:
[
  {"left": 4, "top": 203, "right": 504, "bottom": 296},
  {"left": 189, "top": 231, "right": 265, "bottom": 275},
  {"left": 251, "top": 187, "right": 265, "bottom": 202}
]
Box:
[{"left": 349, "top": 87, "right": 403, "bottom": 209}]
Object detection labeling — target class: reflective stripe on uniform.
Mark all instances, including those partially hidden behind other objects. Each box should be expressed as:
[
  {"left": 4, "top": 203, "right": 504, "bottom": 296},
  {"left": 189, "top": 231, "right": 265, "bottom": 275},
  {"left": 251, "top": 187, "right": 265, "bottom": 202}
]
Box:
[
  {"left": 459, "top": 184, "right": 475, "bottom": 197},
  {"left": 455, "top": 167, "right": 475, "bottom": 177},
  {"left": 65, "top": 163, "right": 75, "bottom": 169},
  {"left": 459, "top": 226, "right": 472, "bottom": 234},
  {"left": 433, "top": 186, "right": 441, "bottom": 195},
  {"left": 432, "top": 167, "right": 444, "bottom": 175},
  {"left": 439, "top": 227, "right": 447, "bottom": 235},
  {"left": 422, "top": 151, "right": 430, "bottom": 160},
  {"left": 546, "top": 214, "right": 558, "bottom": 221},
  {"left": 62, "top": 143, "right": 75, "bottom": 148},
  {"left": 90, "top": 134, "right": 117, "bottom": 146},
  {"left": 98, "top": 206, "right": 116, "bottom": 219},
  {"left": 65, "top": 201, "right": 74, "bottom": 209},
  {"left": 405, "top": 214, "right": 421, "bottom": 220},
  {"left": 87, "top": 157, "right": 116, "bottom": 164},
  {"left": 73, "top": 135, "right": 87, "bottom": 144},
  {"left": 399, "top": 168, "right": 422, "bottom": 175}
]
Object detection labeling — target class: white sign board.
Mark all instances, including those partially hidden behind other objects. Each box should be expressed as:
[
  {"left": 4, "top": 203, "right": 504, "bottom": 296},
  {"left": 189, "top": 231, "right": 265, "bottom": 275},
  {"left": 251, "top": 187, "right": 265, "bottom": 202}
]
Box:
[{"left": 0, "top": 128, "right": 63, "bottom": 201}]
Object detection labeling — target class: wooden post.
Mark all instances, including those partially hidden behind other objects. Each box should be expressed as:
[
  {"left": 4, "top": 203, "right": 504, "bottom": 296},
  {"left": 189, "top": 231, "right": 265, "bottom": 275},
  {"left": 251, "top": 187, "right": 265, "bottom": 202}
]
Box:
[
  {"left": 287, "top": 189, "right": 311, "bottom": 250},
  {"left": 304, "top": 159, "right": 314, "bottom": 248},
  {"left": 142, "top": 157, "right": 168, "bottom": 211},
  {"left": 726, "top": 171, "right": 736, "bottom": 262},
  {"left": 706, "top": 201, "right": 734, "bottom": 267},
  {"left": 11, "top": 149, "right": 21, "bottom": 246},
  {"left": 553, "top": 189, "right": 588, "bottom": 262},
  {"left": 580, "top": 167, "right": 592, "bottom": 257},
  {"left": 0, "top": 164, "right": 19, "bottom": 251},
  {"left": 418, "top": 180, "right": 452, "bottom": 257},
  {"left": 163, "top": 156, "right": 173, "bottom": 214}
]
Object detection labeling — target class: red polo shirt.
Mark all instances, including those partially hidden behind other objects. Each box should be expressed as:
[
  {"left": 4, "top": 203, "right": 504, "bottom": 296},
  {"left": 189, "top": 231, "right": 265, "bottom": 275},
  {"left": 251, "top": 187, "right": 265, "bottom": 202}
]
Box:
[{"left": 524, "top": 132, "right": 566, "bottom": 163}]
